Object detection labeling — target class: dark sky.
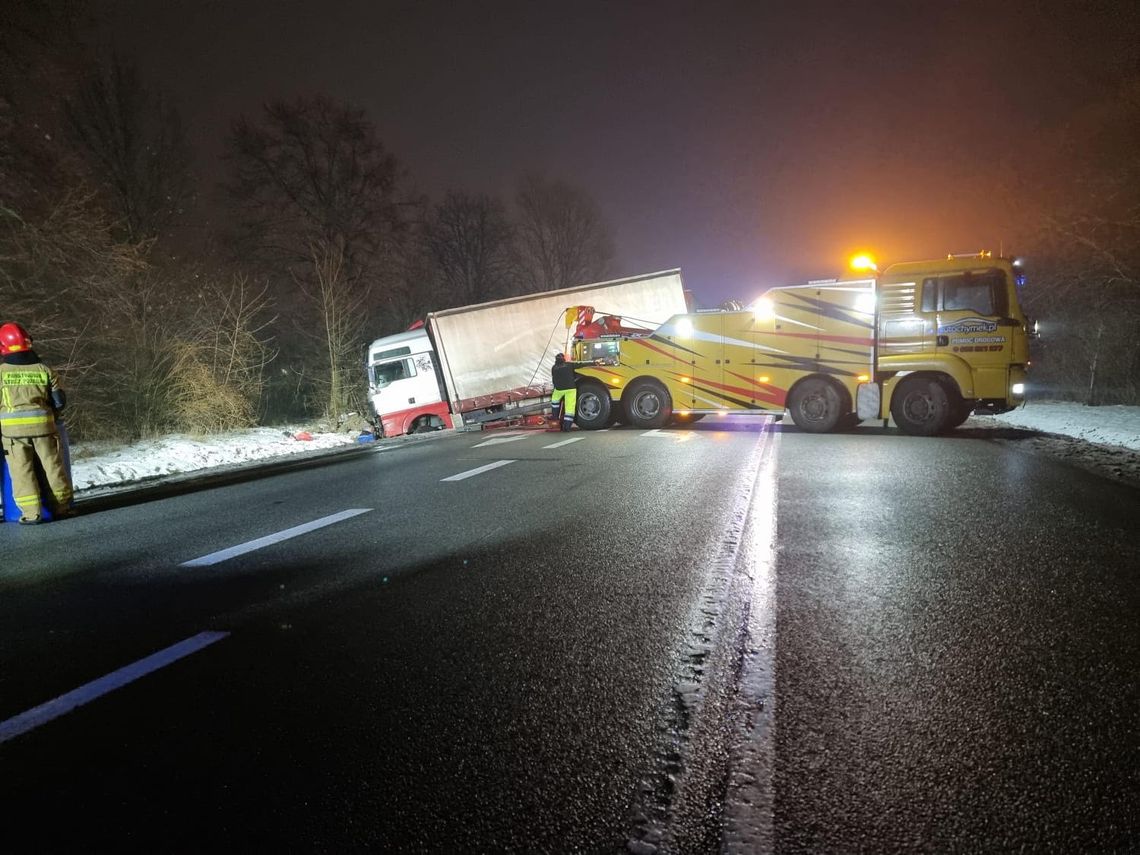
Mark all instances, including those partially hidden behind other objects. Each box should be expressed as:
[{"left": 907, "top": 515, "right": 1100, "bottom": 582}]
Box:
[{"left": 99, "top": 0, "right": 1139, "bottom": 304}]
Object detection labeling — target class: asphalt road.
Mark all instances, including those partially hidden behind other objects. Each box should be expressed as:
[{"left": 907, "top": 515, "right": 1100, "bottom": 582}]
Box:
[{"left": 1, "top": 419, "right": 1136, "bottom": 853}]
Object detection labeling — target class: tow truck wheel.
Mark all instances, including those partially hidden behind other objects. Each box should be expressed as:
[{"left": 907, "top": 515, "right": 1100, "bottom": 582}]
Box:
[
  {"left": 624, "top": 379, "right": 673, "bottom": 429},
  {"left": 787, "top": 377, "right": 844, "bottom": 433},
  {"left": 946, "top": 398, "right": 975, "bottom": 429},
  {"left": 575, "top": 381, "right": 613, "bottom": 429},
  {"left": 890, "top": 376, "right": 952, "bottom": 436}
]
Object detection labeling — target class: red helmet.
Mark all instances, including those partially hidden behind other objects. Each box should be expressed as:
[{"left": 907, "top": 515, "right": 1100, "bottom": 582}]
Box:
[{"left": 0, "top": 322, "right": 33, "bottom": 354}]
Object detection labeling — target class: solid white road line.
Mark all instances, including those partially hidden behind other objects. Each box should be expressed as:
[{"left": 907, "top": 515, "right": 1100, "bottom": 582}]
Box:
[
  {"left": 471, "top": 434, "right": 531, "bottom": 448},
  {"left": 0, "top": 631, "right": 229, "bottom": 745},
  {"left": 542, "top": 436, "right": 584, "bottom": 449},
  {"left": 180, "top": 508, "right": 372, "bottom": 567},
  {"left": 723, "top": 428, "right": 780, "bottom": 852},
  {"left": 441, "top": 459, "right": 516, "bottom": 482}
]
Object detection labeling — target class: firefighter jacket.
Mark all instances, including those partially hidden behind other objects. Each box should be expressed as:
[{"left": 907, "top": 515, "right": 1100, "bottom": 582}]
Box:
[{"left": 0, "top": 351, "right": 64, "bottom": 438}]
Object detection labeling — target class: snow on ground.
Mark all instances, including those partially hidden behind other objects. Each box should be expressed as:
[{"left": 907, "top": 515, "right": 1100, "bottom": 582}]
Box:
[
  {"left": 64, "top": 402, "right": 1140, "bottom": 494},
  {"left": 71, "top": 427, "right": 360, "bottom": 491},
  {"left": 987, "top": 401, "right": 1140, "bottom": 451},
  {"left": 966, "top": 400, "right": 1140, "bottom": 488}
]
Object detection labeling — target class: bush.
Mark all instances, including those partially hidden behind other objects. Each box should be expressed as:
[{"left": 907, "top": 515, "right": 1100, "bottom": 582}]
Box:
[{"left": 167, "top": 344, "right": 256, "bottom": 433}]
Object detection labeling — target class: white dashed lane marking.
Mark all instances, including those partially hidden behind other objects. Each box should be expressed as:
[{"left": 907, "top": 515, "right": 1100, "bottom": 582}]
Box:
[
  {"left": 180, "top": 509, "right": 373, "bottom": 567},
  {"left": 0, "top": 631, "right": 230, "bottom": 744},
  {"left": 542, "top": 436, "right": 584, "bottom": 449},
  {"left": 441, "top": 459, "right": 516, "bottom": 482},
  {"left": 471, "top": 434, "right": 531, "bottom": 448}
]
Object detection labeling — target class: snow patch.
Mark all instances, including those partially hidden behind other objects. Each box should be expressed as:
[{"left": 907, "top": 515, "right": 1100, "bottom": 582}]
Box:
[
  {"left": 71, "top": 427, "right": 358, "bottom": 491},
  {"left": 988, "top": 401, "right": 1140, "bottom": 451}
]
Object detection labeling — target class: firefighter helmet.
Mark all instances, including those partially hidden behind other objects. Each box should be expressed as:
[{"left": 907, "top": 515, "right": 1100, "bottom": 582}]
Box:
[{"left": 0, "top": 322, "right": 32, "bottom": 354}]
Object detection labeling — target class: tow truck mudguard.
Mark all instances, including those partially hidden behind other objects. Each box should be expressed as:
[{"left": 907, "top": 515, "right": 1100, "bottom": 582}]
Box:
[{"left": 856, "top": 383, "right": 881, "bottom": 420}]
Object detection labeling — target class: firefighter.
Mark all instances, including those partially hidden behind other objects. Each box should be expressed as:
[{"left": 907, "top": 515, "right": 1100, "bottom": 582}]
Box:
[
  {"left": 0, "top": 322, "right": 73, "bottom": 524},
  {"left": 550, "top": 352, "right": 587, "bottom": 432}
]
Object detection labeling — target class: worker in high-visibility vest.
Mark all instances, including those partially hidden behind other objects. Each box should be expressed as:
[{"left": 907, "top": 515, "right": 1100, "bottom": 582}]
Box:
[
  {"left": 550, "top": 352, "right": 588, "bottom": 432},
  {"left": 0, "top": 322, "right": 74, "bottom": 524}
]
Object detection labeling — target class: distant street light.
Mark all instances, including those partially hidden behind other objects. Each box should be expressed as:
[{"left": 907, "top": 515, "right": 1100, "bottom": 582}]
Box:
[{"left": 850, "top": 253, "right": 878, "bottom": 273}]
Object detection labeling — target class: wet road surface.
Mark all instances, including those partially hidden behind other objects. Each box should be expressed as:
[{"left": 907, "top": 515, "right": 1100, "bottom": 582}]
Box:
[{"left": 1, "top": 419, "right": 1136, "bottom": 852}]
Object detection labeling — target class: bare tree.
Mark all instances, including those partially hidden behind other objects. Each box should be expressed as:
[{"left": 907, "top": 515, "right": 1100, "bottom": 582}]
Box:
[
  {"left": 1, "top": 11, "right": 277, "bottom": 438},
  {"left": 226, "top": 95, "right": 410, "bottom": 418},
  {"left": 514, "top": 174, "right": 615, "bottom": 291},
  {"left": 426, "top": 190, "right": 518, "bottom": 306},
  {"left": 295, "top": 237, "right": 369, "bottom": 421},
  {"left": 169, "top": 274, "right": 277, "bottom": 432},
  {"left": 1010, "top": 79, "right": 1140, "bottom": 404},
  {"left": 226, "top": 95, "right": 403, "bottom": 285},
  {"left": 377, "top": 199, "right": 443, "bottom": 332},
  {"left": 64, "top": 55, "right": 190, "bottom": 242},
  {"left": 0, "top": 188, "right": 152, "bottom": 431},
  {"left": 1, "top": 1, "right": 95, "bottom": 225}
]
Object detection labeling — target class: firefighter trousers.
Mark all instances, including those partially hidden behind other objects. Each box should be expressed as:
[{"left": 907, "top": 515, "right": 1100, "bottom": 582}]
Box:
[{"left": 2, "top": 434, "right": 73, "bottom": 520}]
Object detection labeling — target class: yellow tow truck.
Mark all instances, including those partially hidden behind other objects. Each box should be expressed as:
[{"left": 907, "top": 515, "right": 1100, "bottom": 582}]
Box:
[{"left": 567, "top": 253, "right": 1031, "bottom": 436}]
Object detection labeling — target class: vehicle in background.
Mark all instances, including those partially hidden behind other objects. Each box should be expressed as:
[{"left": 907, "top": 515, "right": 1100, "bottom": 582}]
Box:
[
  {"left": 366, "top": 271, "right": 689, "bottom": 436},
  {"left": 567, "top": 253, "right": 1031, "bottom": 436}
]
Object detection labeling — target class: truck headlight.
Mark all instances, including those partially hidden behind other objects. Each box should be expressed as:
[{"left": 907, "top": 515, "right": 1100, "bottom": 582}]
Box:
[{"left": 1011, "top": 383, "right": 1025, "bottom": 396}]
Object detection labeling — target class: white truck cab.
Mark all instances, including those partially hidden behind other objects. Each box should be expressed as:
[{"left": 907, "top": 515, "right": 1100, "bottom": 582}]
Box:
[{"left": 367, "top": 328, "right": 452, "bottom": 436}]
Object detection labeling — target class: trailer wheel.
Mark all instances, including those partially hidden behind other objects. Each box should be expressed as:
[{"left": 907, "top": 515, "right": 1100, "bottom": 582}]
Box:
[
  {"left": 575, "top": 381, "right": 613, "bottom": 429},
  {"left": 624, "top": 379, "right": 673, "bottom": 429},
  {"left": 890, "top": 376, "right": 951, "bottom": 436},
  {"left": 787, "top": 377, "right": 844, "bottom": 433}
]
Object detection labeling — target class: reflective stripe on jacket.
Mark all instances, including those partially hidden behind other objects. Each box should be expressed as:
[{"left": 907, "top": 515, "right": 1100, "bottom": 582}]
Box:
[{"left": 0, "top": 362, "right": 61, "bottom": 438}]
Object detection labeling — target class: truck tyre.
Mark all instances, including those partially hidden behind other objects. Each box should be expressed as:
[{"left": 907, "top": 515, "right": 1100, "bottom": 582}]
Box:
[
  {"left": 946, "top": 399, "right": 975, "bottom": 429},
  {"left": 787, "top": 377, "right": 844, "bottom": 433},
  {"left": 624, "top": 379, "right": 673, "bottom": 429},
  {"left": 409, "top": 415, "right": 441, "bottom": 434},
  {"left": 575, "top": 381, "right": 613, "bottom": 429},
  {"left": 891, "top": 376, "right": 952, "bottom": 436}
]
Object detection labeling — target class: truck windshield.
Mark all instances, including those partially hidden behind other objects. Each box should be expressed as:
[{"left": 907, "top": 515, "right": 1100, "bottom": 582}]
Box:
[
  {"left": 373, "top": 358, "right": 416, "bottom": 388},
  {"left": 581, "top": 339, "right": 621, "bottom": 362}
]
